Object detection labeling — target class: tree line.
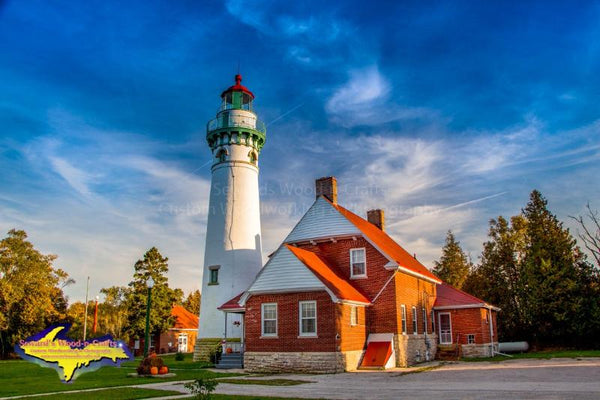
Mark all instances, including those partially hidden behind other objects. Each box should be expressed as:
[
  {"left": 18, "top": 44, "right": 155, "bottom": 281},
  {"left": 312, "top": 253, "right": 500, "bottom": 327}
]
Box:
[
  {"left": 0, "top": 231, "right": 200, "bottom": 358},
  {"left": 433, "top": 190, "right": 600, "bottom": 349}
]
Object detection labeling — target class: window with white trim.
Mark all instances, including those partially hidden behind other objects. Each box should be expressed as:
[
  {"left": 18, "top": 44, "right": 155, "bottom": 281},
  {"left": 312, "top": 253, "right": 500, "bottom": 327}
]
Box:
[
  {"left": 261, "top": 303, "right": 277, "bottom": 336},
  {"left": 431, "top": 310, "right": 435, "bottom": 332},
  {"left": 467, "top": 334, "right": 475, "bottom": 344},
  {"left": 350, "top": 248, "right": 366, "bottom": 278},
  {"left": 401, "top": 305, "right": 407, "bottom": 334},
  {"left": 350, "top": 305, "right": 358, "bottom": 326},
  {"left": 299, "top": 301, "right": 317, "bottom": 336},
  {"left": 412, "top": 306, "right": 418, "bottom": 335},
  {"left": 422, "top": 308, "right": 427, "bottom": 334}
]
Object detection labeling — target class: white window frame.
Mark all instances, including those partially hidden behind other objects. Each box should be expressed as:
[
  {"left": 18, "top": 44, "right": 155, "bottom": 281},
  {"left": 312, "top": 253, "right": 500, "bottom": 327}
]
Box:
[
  {"left": 422, "top": 308, "right": 428, "bottom": 334},
  {"left": 350, "top": 305, "right": 358, "bottom": 326},
  {"left": 467, "top": 334, "right": 475, "bottom": 344},
  {"left": 431, "top": 310, "right": 435, "bottom": 333},
  {"left": 299, "top": 301, "right": 317, "bottom": 337},
  {"left": 412, "top": 306, "right": 418, "bottom": 335},
  {"left": 401, "top": 305, "right": 407, "bottom": 334},
  {"left": 349, "top": 248, "right": 367, "bottom": 278},
  {"left": 438, "top": 312, "right": 453, "bottom": 344},
  {"left": 261, "top": 303, "right": 277, "bottom": 337}
]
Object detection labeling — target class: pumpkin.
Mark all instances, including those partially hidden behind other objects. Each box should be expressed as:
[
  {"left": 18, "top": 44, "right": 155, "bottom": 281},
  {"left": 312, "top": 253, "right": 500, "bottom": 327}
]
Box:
[
  {"left": 150, "top": 366, "right": 158, "bottom": 375},
  {"left": 159, "top": 366, "right": 169, "bottom": 375}
]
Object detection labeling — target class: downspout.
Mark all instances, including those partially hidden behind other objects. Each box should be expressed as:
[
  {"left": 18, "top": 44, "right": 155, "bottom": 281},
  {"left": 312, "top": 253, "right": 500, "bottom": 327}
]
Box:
[{"left": 487, "top": 306, "right": 494, "bottom": 356}]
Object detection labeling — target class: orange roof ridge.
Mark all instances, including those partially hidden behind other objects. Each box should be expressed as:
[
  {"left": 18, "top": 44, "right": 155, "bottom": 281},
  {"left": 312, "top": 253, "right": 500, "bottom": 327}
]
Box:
[
  {"left": 435, "top": 282, "right": 489, "bottom": 306},
  {"left": 321, "top": 197, "right": 440, "bottom": 283},
  {"left": 285, "top": 244, "right": 370, "bottom": 304},
  {"left": 171, "top": 304, "right": 199, "bottom": 329}
]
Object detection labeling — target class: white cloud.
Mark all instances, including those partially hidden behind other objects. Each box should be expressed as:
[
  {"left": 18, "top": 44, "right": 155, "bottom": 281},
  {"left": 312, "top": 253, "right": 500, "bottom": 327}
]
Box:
[
  {"left": 48, "top": 156, "right": 93, "bottom": 197},
  {"left": 326, "top": 66, "right": 435, "bottom": 127}
]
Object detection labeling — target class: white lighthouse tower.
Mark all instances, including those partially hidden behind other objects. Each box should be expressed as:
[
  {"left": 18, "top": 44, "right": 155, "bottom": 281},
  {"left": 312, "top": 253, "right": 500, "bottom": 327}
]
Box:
[{"left": 195, "top": 75, "right": 265, "bottom": 357}]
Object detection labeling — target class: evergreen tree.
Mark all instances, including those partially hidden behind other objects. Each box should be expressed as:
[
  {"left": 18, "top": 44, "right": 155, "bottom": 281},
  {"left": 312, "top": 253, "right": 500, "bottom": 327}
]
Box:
[
  {"left": 182, "top": 290, "right": 201, "bottom": 315},
  {"left": 126, "top": 247, "right": 178, "bottom": 339},
  {"left": 464, "top": 215, "right": 528, "bottom": 341},
  {"left": 433, "top": 231, "right": 471, "bottom": 289},
  {"left": 0, "top": 229, "right": 71, "bottom": 358},
  {"left": 521, "top": 190, "right": 581, "bottom": 346},
  {"left": 466, "top": 190, "right": 600, "bottom": 347}
]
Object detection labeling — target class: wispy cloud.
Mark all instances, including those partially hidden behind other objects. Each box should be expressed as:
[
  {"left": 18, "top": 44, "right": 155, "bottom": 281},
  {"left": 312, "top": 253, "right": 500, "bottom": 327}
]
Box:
[
  {"left": 48, "top": 156, "right": 93, "bottom": 197},
  {"left": 326, "top": 66, "right": 435, "bottom": 127}
]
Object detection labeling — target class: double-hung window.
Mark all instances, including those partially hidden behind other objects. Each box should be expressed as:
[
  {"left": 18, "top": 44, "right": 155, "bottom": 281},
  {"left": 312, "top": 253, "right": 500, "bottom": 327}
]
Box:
[
  {"left": 299, "top": 301, "right": 317, "bottom": 336},
  {"left": 412, "top": 306, "right": 418, "bottom": 335},
  {"left": 261, "top": 303, "right": 277, "bottom": 337},
  {"left": 401, "top": 305, "right": 407, "bottom": 334},
  {"left": 350, "top": 248, "right": 366, "bottom": 278},
  {"left": 422, "top": 308, "right": 428, "bottom": 334}
]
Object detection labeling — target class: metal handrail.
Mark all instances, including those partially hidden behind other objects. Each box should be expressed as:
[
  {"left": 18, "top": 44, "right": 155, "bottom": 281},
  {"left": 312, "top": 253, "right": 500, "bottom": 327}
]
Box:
[{"left": 207, "top": 116, "right": 266, "bottom": 134}]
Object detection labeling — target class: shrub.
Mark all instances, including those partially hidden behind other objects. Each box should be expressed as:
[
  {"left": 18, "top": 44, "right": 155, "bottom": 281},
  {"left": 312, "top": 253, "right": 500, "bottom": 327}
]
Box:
[
  {"left": 137, "top": 355, "right": 165, "bottom": 375},
  {"left": 184, "top": 377, "right": 218, "bottom": 400},
  {"left": 209, "top": 344, "right": 222, "bottom": 365},
  {"left": 175, "top": 351, "right": 185, "bottom": 361}
]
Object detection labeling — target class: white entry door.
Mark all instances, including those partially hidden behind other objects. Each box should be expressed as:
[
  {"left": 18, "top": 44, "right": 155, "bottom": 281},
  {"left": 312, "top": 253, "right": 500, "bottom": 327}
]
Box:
[
  {"left": 438, "top": 313, "right": 452, "bottom": 344},
  {"left": 178, "top": 334, "right": 188, "bottom": 352}
]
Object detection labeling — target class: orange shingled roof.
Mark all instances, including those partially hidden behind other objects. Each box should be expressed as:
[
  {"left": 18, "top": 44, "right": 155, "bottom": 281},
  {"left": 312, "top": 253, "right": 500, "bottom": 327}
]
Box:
[
  {"left": 285, "top": 244, "right": 371, "bottom": 304},
  {"left": 434, "top": 282, "right": 490, "bottom": 308},
  {"left": 326, "top": 199, "right": 441, "bottom": 283},
  {"left": 171, "top": 305, "right": 199, "bottom": 330}
]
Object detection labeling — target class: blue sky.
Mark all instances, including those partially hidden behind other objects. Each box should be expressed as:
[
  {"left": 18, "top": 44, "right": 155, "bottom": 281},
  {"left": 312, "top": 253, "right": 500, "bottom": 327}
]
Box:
[{"left": 1, "top": 0, "right": 599, "bottom": 302}]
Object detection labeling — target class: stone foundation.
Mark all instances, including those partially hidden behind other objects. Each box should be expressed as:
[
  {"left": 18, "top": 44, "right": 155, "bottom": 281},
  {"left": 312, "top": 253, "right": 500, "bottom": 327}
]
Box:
[
  {"left": 394, "top": 334, "right": 438, "bottom": 367},
  {"left": 340, "top": 350, "right": 364, "bottom": 371},
  {"left": 244, "top": 351, "right": 345, "bottom": 373},
  {"left": 461, "top": 342, "right": 497, "bottom": 358},
  {"left": 193, "top": 338, "right": 221, "bottom": 362}
]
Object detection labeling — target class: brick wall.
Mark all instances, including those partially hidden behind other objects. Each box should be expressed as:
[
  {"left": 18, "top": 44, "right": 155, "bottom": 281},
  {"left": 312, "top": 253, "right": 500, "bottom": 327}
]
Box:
[
  {"left": 336, "top": 303, "right": 367, "bottom": 352},
  {"left": 435, "top": 308, "right": 498, "bottom": 345},
  {"left": 244, "top": 291, "right": 337, "bottom": 352},
  {"left": 394, "top": 273, "right": 436, "bottom": 336}
]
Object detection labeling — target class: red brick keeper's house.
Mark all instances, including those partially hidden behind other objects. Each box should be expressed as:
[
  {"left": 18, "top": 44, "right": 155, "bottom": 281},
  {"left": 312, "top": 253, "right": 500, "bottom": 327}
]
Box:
[{"left": 219, "top": 177, "right": 499, "bottom": 372}]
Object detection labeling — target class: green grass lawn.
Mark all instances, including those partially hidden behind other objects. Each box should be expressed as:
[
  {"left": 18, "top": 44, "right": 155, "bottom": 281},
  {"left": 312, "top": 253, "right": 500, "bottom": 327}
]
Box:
[
  {"left": 17, "top": 387, "right": 182, "bottom": 400},
  {"left": 463, "top": 349, "right": 600, "bottom": 362},
  {"left": 0, "top": 354, "right": 242, "bottom": 398}
]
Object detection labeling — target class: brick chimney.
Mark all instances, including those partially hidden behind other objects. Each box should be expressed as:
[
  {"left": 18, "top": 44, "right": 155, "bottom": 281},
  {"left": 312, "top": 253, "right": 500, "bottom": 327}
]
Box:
[
  {"left": 315, "top": 176, "right": 337, "bottom": 204},
  {"left": 367, "top": 209, "right": 385, "bottom": 231}
]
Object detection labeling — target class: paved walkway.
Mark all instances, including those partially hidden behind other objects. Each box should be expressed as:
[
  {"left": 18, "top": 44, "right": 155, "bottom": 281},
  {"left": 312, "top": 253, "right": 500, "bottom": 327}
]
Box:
[
  {"left": 4, "top": 358, "right": 600, "bottom": 399},
  {"left": 151, "top": 358, "right": 600, "bottom": 400}
]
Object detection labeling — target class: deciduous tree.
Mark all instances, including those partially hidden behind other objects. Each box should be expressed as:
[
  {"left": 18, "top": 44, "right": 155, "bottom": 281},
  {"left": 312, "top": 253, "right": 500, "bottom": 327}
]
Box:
[{"left": 0, "top": 229, "right": 71, "bottom": 358}]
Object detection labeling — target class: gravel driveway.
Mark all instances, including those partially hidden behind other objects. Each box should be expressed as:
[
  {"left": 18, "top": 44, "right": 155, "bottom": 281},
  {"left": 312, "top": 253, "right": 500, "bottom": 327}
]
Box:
[{"left": 159, "top": 357, "right": 600, "bottom": 400}]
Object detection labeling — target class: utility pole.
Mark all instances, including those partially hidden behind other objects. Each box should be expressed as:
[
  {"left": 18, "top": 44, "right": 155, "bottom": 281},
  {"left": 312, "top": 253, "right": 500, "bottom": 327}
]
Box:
[{"left": 83, "top": 276, "right": 89, "bottom": 341}]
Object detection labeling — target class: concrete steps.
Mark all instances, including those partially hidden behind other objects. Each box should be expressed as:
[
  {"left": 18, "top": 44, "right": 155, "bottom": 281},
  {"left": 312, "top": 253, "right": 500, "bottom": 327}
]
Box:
[
  {"left": 436, "top": 345, "right": 461, "bottom": 361},
  {"left": 216, "top": 353, "right": 243, "bottom": 369}
]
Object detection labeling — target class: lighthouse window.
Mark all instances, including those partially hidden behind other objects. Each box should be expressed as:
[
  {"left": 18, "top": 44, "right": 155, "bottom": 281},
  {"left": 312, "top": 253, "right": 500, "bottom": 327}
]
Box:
[
  {"left": 248, "top": 151, "right": 257, "bottom": 165},
  {"left": 349, "top": 248, "right": 366, "bottom": 278},
  {"left": 261, "top": 303, "right": 277, "bottom": 337},
  {"left": 216, "top": 149, "right": 228, "bottom": 163},
  {"left": 208, "top": 266, "right": 219, "bottom": 285}
]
